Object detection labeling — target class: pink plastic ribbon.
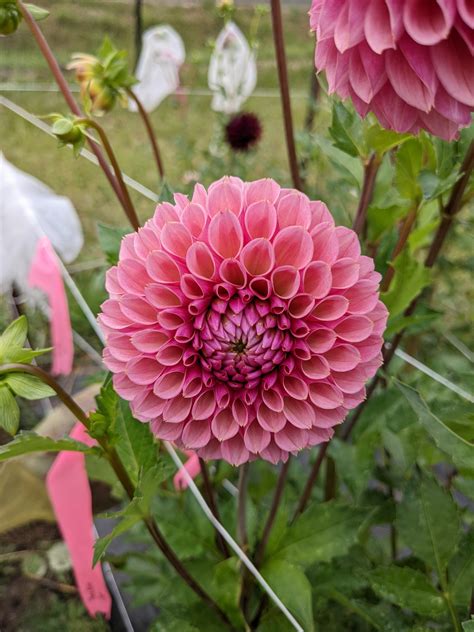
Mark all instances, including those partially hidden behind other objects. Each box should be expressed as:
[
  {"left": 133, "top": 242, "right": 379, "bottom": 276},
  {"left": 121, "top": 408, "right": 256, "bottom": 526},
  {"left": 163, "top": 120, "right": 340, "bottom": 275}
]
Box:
[
  {"left": 173, "top": 451, "right": 201, "bottom": 490},
  {"left": 28, "top": 236, "right": 74, "bottom": 375},
  {"left": 46, "top": 423, "right": 111, "bottom": 619}
]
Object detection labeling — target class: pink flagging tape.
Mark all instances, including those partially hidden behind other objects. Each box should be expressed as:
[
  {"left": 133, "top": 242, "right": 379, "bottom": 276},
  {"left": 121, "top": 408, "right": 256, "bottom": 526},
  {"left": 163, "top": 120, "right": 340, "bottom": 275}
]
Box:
[
  {"left": 173, "top": 451, "right": 201, "bottom": 490},
  {"left": 28, "top": 236, "right": 74, "bottom": 375},
  {"left": 46, "top": 423, "right": 111, "bottom": 618}
]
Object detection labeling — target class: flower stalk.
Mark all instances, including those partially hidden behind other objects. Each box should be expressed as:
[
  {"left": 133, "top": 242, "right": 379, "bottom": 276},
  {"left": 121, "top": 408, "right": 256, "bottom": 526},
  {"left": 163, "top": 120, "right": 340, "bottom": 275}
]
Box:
[
  {"left": 270, "top": 0, "right": 302, "bottom": 191},
  {"left": 352, "top": 153, "right": 381, "bottom": 237},
  {"left": 199, "top": 458, "right": 230, "bottom": 558},
  {"left": 126, "top": 87, "right": 165, "bottom": 182},
  {"left": 0, "top": 363, "right": 235, "bottom": 631}
]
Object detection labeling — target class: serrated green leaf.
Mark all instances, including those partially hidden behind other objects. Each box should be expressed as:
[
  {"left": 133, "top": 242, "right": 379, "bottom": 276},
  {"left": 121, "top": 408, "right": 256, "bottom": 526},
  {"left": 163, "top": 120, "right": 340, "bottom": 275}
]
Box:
[
  {"left": 381, "top": 249, "right": 431, "bottom": 319},
  {"left": 0, "top": 384, "right": 20, "bottom": 435},
  {"left": 93, "top": 512, "right": 141, "bottom": 566},
  {"left": 329, "top": 102, "right": 364, "bottom": 158},
  {"left": 449, "top": 530, "right": 474, "bottom": 607},
  {"left": 273, "top": 501, "right": 366, "bottom": 568},
  {"left": 463, "top": 619, "right": 474, "bottom": 631},
  {"left": 396, "top": 474, "right": 460, "bottom": 574},
  {"left": 2, "top": 347, "right": 52, "bottom": 364},
  {"left": 369, "top": 566, "right": 444, "bottom": 616},
  {"left": 0, "top": 316, "right": 28, "bottom": 355},
  {"left": 366, "top": 125, "right": 411, "bottom": 156},
  {"left": 395, "top": 139, "right": 423, "bottom": 200},
  {"left": 5, "top": 373, "right": 55, "bottom": 400},
  {"left": 396, "top": 381, "right": 474, "bottom": 469},
  {"left": 97, "top": 223, "right": 132, "bottom": 265},
  {"left": 24, "top": 3, "right": 49, "bottom": 20},
  {"left": 0, "top": 431, "right": 93, "bottom": 461},
  {"left": 261, "top": 559, "right": 314, "bottom": 632},
  {"left": 115, "top": 398, "right": 157, "bottom": 483}
]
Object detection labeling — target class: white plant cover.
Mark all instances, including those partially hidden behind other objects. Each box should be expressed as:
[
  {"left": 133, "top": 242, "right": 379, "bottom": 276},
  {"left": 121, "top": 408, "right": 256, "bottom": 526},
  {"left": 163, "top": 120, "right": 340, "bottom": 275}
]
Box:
[
  {"left": 129, "top": 25, "right": 186, "bottom": 113},
  {"left": 0, "top": 153, "right": 83, "bottom": 295},
  {"left": 208, "top": 21, "right": 257, "bottom": 114}
]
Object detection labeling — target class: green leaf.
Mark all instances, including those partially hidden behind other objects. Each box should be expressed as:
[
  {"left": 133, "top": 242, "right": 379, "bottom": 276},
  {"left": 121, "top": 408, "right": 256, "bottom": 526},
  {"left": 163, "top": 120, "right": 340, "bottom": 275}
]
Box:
[
  {"left": 369, "top": 566, "right": 444, "bottom": 616},
  {"left": 449, "top": 530, "right": 474, "bottom": 607},
  {"left": 5, "top": 374, "right": 55, "bottom": 400},
  {"left": 0, "top": 316, "right": 28, "bottom": 355},
  {"left": 273, "top": 501, "right": 366, "bottom": 568},
  {"left": 396, "top": 381, "right": 474, "bottom": 469},
  {"left": 24, "top": 3, "right": 49, "bottom": 20},
  {"left": 418, "top": 169, "right": 460, "bottom": 201},
  {"left": 51, "top": 118, "right": 73, "bottom": 136},
  {"left": 396, "top": 474, "right": 460, "bottom": 574},
  {"left": 261, "top": 559, "right": 314, "bottom": 632},
  {"left": 97, "top": 223, "right": 132, "bottom": 265},
  {"left": 158, "top": 181, "right": 175, "bottom": 203},
  {"left": 93, "top": 510, "right": 142, "bottom": 565},
  {"left": 115, "top": 398, "right": 157, "bottom": 482},
  {"left": 381, "top": 249, "right": 431, "bottom": 319},
  {"left": 0, "top": 384, "right": 20, "bottom": 435},
  {"left": 89, "top": 378, "right": 118, "bottom": 439},
  {"left": 2, "top": 347, "right": 52, "bottom": 364},
  {"left": 463, "top": 619, "right": 474, "bottom": 632},
  {"left": 395, "top": 138, "right": 423, "bottom": 200},
  {"left": 0, "top": 431, "right": 93, "bottom": 462},
  {"left": 366, "top": 125, "right": 411, "bottom": 157},
  {"left": 329, "top": 102, "right": 364, "bottom": 158}
]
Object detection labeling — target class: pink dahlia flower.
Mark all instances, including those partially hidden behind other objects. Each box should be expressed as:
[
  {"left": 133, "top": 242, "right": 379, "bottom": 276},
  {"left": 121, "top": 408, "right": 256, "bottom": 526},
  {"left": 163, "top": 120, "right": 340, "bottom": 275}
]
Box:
[
  {"left": 310, "top": 0, "right": 474, "bottom": 140},
  {"left": 99, "top": 177, "right": 387, "bottom": 465}
]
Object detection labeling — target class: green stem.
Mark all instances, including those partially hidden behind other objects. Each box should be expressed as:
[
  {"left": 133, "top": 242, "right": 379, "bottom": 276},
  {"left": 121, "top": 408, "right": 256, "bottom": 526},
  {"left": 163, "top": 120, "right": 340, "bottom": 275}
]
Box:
[
  {"left": 126, "top": 88, "right": 165, "bottom": 181},
  {"left": 0, "top": 363, "right": 235, "bottom": 631},
  {"left": 78, "top": 118, "right": 140, "bottom": 230}
]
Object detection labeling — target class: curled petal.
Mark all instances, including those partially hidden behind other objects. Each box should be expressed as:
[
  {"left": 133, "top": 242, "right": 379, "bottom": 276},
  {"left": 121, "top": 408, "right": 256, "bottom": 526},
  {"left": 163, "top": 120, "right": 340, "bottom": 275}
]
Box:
[
  {"left": 209, "top": 210, "right": 244, "bottom": 258},
  {"left": 186, "top": 242, "right": 216, "bottom": 280},
  {"left": 273, "top": 226, "right": 313, "bottom": 269},
  {"left": 245, "top": 200, "right": 278, "bottom": 240},
  {"left": 241, "top": 238, "right": 275, "bottom": 276}
]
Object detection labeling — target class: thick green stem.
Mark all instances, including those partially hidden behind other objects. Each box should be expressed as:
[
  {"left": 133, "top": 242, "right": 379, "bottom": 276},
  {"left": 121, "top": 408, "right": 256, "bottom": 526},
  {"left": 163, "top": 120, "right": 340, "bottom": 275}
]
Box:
[{"left": 0, "top": 363, "right": 235, "bottom": 630}]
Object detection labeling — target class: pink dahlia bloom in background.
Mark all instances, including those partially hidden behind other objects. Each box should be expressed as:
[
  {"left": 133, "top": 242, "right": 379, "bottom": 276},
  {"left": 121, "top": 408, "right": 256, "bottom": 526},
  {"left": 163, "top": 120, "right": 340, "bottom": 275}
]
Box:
[
  {"left": 310, "top": 0, "right": 474, "bottom": 140},
  {"left": 99, "top": 177, "right": 387, "bottom": 465}
]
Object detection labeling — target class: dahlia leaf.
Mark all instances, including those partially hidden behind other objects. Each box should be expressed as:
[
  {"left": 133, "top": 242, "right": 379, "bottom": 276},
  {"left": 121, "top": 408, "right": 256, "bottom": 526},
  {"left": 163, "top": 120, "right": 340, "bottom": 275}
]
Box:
[
  {"left": 463, "top": 620, "right": 474, "bottom": 632},
  {"left": 97, "top": 222, "right": 132, "bottom": 265},
  {"left": 369, "top": 566, "right": 444, "bottom": 616},
  {"left": 395, "top": 139, "right": 423, "bottom": 200},
  {"left": 0, "top": 431, "right": 93, "bottom": 461},
  {"left": 158, "top": 181, "right": 175, "bottom": 203},
  {"left": 260, "top": 559, "right": 314, "bottom": 632},
  {"left": 93, "top": 512, "right": 142, "bottom": 566},
  {"left": 396, "top": 381, "right": 474, "bottom": 469},
  {"left": 0, "top": 384, "right": 20, "bottom": 435},
  {"left": 115, "top": 398, "right": 158, "bottom": 483},
  {"left": 274, "top": 501, "right": 367, "bottom": 567},
  {"left": 24, "top": 4, "right": 49, "bottom": 21},
  {"left": 89, "top": 378, "right": 117, "bottom": 439},
  {"left": 396, "top": 474, "right": 460, "bottom": 574},
  {"left": 4, "top": 374, "right": 55, "bottom": 400},
  {"left": 0, "top": 315, "right": 28, "bottom": 353},
  {"left": 448, "top": 531, "right": 474, "bottom": 607},
  {"left": 366, "top": 125, "right": 411, "bottom": 157},
  {"left": 329, "top": 102, "right": 365, "bottom": 158},
  {"left": 381, "top": 249, "right": 431, "bottom": 319}
]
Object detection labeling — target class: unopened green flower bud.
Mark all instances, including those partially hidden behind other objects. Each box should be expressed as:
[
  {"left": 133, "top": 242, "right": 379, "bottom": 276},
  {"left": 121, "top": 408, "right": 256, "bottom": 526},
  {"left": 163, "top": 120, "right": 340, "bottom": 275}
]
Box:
[
  {"left": 82, "top": 78, "right": 116, "bottom": 115},
  {"left": 0, "top": 2, "right": 22, "bottom": 36},
  {"left": 50, "top": 115, "right": 86, "bottom": 156}
]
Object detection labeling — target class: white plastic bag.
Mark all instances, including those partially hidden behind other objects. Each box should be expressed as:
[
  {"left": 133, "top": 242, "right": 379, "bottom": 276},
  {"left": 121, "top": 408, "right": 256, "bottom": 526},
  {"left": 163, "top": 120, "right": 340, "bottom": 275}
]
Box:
[
  {"left": 129, "top": 25, "right": 186, "bottom": 113},
  {"left": 208, "top": 21, "right": 257, "bottom": 114},
  {"left": 0, "top": 153, "right": 83, "bottom": 295}
]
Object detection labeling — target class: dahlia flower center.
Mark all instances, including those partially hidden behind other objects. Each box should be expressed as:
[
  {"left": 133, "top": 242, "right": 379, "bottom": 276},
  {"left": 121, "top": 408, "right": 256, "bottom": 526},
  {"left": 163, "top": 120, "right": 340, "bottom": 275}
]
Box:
[{"left": 197, "top": 293, "right": 289, "bottom": 389}]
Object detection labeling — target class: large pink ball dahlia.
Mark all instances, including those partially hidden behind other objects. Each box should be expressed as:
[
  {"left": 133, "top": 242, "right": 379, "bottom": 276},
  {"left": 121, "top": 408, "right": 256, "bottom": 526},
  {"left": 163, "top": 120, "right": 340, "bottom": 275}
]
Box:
[
  {"left": 99, "top": 177, "right": 387, "bottom": 465},
  {"left": 310, "top": 0, "right": 474, "bottom": 140}
]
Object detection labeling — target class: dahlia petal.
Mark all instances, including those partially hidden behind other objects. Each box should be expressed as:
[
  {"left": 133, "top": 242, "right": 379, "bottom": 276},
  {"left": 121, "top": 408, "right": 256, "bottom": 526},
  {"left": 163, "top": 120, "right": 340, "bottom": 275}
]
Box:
[
  {"left": 283, "top": 397, "right": 314, "bottom": 429},
  {"left": 145, "top": 284, "right": 182, "bottom": 309},
  {"left": 274, "top": 425, "right": 308, "bottom": 452},
  {"left": 132, "top": 390, "right": 166, "bottom": 419},
  {"left": 163, "top": 395, "right": 192, "bottom": 423},
  {"left": 336, "top": 226, "right": 362, "bottom": 259},
  {"left": 456, "top": 15, "right": 474, "bottom": 53},
  {"left": 182, "top": 369, "right": 204, "bottom": 398},
  {"left": 220, "top": 435, "right": 249, "bottom": 466},
  {"left": 323, "top": 344, "right": 361, "bottom": 371},
  {"left": 364, "top": 0, "right": 397, "bottom": 53},
  {"left": 173, "top": 192, "right": 189, "bottom": 211},
  {"left": 107, "top": 333, "right": 137, "bottom": 362},
  {"left": 288, "top": 294, "right": 315, "bottom": 318},
  {"left": 181, "top": 203, "right": 206, "bottom": 239},
  {"left": 219, "top": 258, "right": 247, "bottom": 288},
  {"left": 134, "top": 225, "right": 162, "bottom": 260},
  {"left": 207, "top": 177, "right": 243, "bottom": 217},
  {"left": 146, "top": 250, "right": 181, "bottom": 284},
  {"left": 151, "top": 418, "right": 182, "bottom": 441},
  {"left": 367, "top": 301, "right": 389, "bottom": 336},
  {"left": 398, "top": 35, "right": 438, "bottom": 100},
  {"left": 153, "top": 202, "right": 180, "bottom": 229},
  {"left": 120, "top": 296, "right": 158, "bottom": 325},
  {"left": 313, "top": 406, "right": 347, "bottom": 428},
  {"left": 126, "top": 357, "right": 164, "bottom": 385},
  {"left": 307, "top": 426, "right": 334, "bottom": 446},
  {"left": 245, "top": 200, "right": 278, "bottom": 240},
  {"left": 310, "top": 223, "right": 339, "bottom": 264},
  {"left": 119, "top": 233, "right": 138, "bottom": 260},
  {"left": 357, "top": 335, "right": 386, "bottom": 362},
  {"left": 105, "top": 267, "right": 122, "bottom": 297},
  {"left": 241, "top": 238, "right": 275, "bottom": 276},
  {"left": 343, "top": 387, "right": 366, "bottom": 408},
  {"left": 246, "top": 178, "right": 281, "bottom": 205},
  {"left": 308, "top": 382, "right": 344, "bottom": 409},
  {"left": 157, "top": 309, "right": 186, "bottom": 331},
  {"left": 404, "top": 0, "right": 456, "bottom": 45},
  {"left": 262, "top": 388, "right": 284, "bottom": 412},
  {"left": 271, "top": 266, "right": 300, "bottom": 299},
  {"left": 372, "top": 83, "right": 419, "bottom": 133},
  {"left": 331, "top": 258, "right": 360, "bottom": 289},
  {"left": 113, "top": 373, "right": 144, "bottom": 401},
  {"left": 331, "top": 367, "right": 368, "bottom": 393},
  {"left": 257, "top": 402, "right": 287, "bottom": 432},
  {"left": 130, "top": 329, "right": 169, "bottom": 353},
  {"left": 103, "top": 348, "right": 126, "bottom": 373},
  {"left": 182, "top": 420, "right": 211, "bottom": 449},
  {"left": 153, "top": 369, "right": 185, "bottom": 399},
  {"left": 209, "top": 210, "right": 244, "bottom": 258},
  {"left": 419, "top": 109, "right": 460, "bottom": 141},
  {"left": 349, "top": 44, "right": 386, "bottom": 103},
  {"left": 335, "top": 315, "right": 374, "bottom": 342},
  {"left": 276, "top": 191, "right": 311, "bottom": 230},
  {"left": 211, "top": 409, "right": 240, "bottom": 441},
  {"left": 186, "top": 242, "right": 216, "bottom": 280},
  {"left": 244, "top": 422, "right": 271, "bottom": 453},
  {"left": 191, "top": 183, "right": 208, "bottom": 207},
  {"left": 312, "top": 295, "right": 349, "bottom": 321},
  {"left": 302, "top": 261, "right": 332, "bottom": 299},
  {"left": 386, "top": 49, "right": 435, "bottom": 112},
  {"left": 249, "top": 277, "right": 272, "bottom": 300},
  {"left": 334, "top": 0, "right": 366, "bottom": 53},
  {"left": 282, "top": 375, "right": 309, "bottom": 400},
  {"left": 157, "top": 343, "right": 184, "bottom": 366},
  {"left": 117, "top": 259, "right": 149, "bottom": 295},
  {"left": 232, "top": 399, "right": 249, "bottom": 426},
  {"left": 260, "top": 440, "right": 284, "bottom": 464},
  {"left": 435, "top": 86, "right": 472, "bottom": 125},
  {"left": 161, "top": 222, "right": 193, "bottom": 260},
  {"left": 273, "top": 226, "right": 314, "bottom": 269},
  {"left": 192, "top": 390, "right": 216, "bottom": 419},
  {"left": 344, "top": 280, "right": 380, "bottom": 314},
  {"left": 301, "top": 355, "right": 331, "bottom": 379},
  {"left": 180, "top": 274, "right": 211, "bottom": 300},
  {"left": 306, "top": 328, "right": 337, "bottom": 354}
]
